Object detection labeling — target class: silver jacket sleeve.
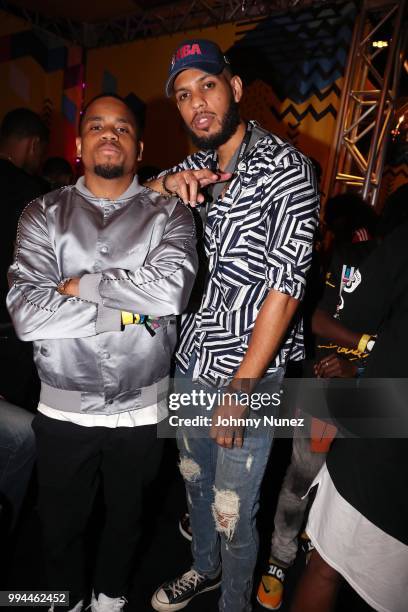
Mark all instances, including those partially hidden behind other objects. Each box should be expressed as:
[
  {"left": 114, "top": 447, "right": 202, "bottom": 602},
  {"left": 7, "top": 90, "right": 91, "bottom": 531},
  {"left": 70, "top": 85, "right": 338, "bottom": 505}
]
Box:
[
  {"left": 7, "top": 198, "right": 100, "bottom": 341},
  {"left": 80, "top": 201, "right": 198, "bottom": 317}
]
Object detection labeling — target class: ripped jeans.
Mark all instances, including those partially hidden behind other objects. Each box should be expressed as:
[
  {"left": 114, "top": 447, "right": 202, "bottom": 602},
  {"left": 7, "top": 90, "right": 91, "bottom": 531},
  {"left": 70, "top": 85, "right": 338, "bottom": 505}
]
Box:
[{"left": 176, "top": 363, "right": 284, "bottom": 612}]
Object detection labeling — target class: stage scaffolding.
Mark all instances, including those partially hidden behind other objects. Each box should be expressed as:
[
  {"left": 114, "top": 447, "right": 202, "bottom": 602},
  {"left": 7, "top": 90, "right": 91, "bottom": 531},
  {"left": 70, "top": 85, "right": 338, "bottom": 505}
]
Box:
[
  {"left": 0, "top": 0, "right": 340, "bottom": 47},
  {"left": 326, "top": 0, "right": 407, "bottom": 207}
]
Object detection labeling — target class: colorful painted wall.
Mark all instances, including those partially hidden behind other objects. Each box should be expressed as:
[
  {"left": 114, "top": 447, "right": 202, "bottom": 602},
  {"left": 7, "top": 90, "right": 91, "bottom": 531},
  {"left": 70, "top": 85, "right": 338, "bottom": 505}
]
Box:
[
  {"left": 0, "top": 10, "right": 84, "bottom": 168},
  {"left": 1, "top": 2, "right": 357, "bottom": 187},
  {"left": 86, "top": 2, "right": 357, "bottom": 191}
]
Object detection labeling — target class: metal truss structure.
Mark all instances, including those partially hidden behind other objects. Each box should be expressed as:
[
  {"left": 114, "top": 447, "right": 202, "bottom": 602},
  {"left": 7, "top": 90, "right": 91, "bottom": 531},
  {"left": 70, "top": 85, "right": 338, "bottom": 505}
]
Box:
[
  {"left": 1, "top": 0, "right": 336, "bottom": 48},
  {"left": 327, "top": 0, "right": 407, "bottom": 207}
]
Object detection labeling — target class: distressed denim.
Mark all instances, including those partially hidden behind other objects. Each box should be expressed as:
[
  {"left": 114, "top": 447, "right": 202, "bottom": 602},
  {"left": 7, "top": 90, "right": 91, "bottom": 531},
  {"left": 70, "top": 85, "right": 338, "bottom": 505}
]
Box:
[{"left": 176, "top": 362, "right": 284, "bottom": 612}]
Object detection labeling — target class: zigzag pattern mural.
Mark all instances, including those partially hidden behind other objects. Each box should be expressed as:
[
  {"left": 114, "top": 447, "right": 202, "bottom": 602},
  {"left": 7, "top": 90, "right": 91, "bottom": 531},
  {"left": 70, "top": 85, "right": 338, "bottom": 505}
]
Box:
[
  {"left": 230, "top": 2, "right": 355, "bottom": 105},
  {"left": 381, "top": 164, "right": 408, "bottom": 201},
  {"left": 270, "top": 102, "right": 338, "bottom": 122},
  {"left": 384, "top": 166, "right": 408, "bottom": 179},
  {"left": 228, "top": 2, "right": 357, "bottom": 188}
]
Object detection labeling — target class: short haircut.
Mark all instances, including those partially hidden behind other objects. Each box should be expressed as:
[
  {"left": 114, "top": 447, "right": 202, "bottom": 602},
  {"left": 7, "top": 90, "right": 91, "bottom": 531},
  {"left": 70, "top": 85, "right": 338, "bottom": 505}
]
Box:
[
  {"left": 0, "top": 108, "right": 49, "bottom": 143},
  {"left": 79, "top": 93, "right": 143, "bottom": 137}
]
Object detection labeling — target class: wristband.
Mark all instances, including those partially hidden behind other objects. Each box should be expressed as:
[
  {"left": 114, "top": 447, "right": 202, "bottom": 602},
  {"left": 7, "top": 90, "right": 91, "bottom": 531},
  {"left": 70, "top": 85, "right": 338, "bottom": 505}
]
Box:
[
  {"left": 357, "top": 334, "right": 371, "bottom": 353},
  {"left": 121, "top": 311, "right": 134, "bottom": 326},
  {"left": 121, "top": 312, "right": 160, "bottom": 337},
  {"left": 121, "top": 312, "right": 148, "bottom": 326},
  {"left": 357, "top": 334, "right": 376, "bottom": 354}
]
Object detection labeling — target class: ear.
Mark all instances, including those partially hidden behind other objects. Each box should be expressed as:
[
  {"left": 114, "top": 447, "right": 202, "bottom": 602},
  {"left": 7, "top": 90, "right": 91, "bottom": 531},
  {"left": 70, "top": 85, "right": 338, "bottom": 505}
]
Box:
[
  {"left": 75, "top": 136, "right": 82, "bottom": 158},
  {"left": 30, "top": 135, "right": 40, "bottom": 155},
  {"left": 230, "top": 75, "right": 243, "bottom": 104},
  {"left": 137, "top": 140, "right": 144, "bottom": 162}
]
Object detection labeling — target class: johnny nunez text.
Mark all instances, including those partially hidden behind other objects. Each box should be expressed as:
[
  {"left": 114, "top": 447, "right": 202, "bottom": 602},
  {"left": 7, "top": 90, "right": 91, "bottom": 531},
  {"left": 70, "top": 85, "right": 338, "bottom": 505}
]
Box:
[{"left": 168, "top": 416, "right": 305, "bottom": 428}]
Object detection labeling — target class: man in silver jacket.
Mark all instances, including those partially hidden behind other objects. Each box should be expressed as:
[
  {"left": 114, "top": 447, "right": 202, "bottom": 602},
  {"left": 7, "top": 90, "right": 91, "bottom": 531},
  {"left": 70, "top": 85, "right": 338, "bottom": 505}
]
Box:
[{"left": 7, "top": 93, "right": 198, "bottom": 612}]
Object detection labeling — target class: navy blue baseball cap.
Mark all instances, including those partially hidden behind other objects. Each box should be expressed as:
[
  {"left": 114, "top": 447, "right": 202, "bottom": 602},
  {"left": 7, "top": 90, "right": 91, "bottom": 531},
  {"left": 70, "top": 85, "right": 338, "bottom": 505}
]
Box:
[{"left": 165, "top": 39, "right": 230, "bottom": 97}]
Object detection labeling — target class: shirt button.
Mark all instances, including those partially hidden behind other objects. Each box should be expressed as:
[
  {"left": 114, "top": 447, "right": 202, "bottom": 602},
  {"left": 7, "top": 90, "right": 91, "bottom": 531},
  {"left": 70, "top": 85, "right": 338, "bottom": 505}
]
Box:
[
  {"left": 107, "top": 399, "right": 113, "bottom": 405},
  {"left": 102, "top": 351, "right": 110, "bottom": 359},
  {"left": 100, "top": 245, "right": 109, "bottom": 254}
]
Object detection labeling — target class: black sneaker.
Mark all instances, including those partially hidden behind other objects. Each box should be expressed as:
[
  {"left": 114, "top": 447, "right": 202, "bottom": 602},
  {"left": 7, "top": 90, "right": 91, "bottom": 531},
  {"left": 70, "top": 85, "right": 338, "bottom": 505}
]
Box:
[{"left": 151, "top": 568, "right": 221, "bottom": 611}]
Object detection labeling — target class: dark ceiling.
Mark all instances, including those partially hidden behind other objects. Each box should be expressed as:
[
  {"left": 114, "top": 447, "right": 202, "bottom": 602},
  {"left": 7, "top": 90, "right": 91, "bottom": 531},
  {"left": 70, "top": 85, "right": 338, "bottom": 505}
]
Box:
[
  {"left": 4, "top": 0, "right": 326, "bottom": 24},
  {"left": 7, "top": 0, "right": 156, "bottom": 23},
  {"left": 2, "top": 0, "right": 336, "bottom": 46}
]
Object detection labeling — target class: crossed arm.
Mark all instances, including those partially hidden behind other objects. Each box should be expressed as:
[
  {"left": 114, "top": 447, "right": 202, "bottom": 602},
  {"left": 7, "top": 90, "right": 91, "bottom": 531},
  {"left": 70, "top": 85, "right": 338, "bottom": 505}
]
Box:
[{"left": 7, "top": 199, "right": 198, "bottom": 341}]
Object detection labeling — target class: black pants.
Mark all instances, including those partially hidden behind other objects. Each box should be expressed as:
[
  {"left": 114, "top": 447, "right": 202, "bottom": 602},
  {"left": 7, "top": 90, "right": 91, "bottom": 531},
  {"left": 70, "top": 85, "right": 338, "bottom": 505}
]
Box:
[{"left": 32, "top": 414, "right": 164, "bottom": 605}]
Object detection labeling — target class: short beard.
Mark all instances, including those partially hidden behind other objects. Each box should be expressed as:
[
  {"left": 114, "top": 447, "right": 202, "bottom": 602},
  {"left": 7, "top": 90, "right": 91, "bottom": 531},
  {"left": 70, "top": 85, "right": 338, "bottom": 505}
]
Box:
[
  {"left": 187, "top": 98, "right": 241, "bottom": 150},
  {"left": 94, "top": 164, "right": 124, "bottom": 179}
]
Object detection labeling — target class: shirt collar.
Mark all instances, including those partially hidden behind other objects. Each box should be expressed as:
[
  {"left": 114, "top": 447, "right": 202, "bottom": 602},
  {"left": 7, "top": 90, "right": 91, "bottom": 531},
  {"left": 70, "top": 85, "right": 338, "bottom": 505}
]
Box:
[{"left": 75, "top": 174, "right": 144, "bottom": 202}]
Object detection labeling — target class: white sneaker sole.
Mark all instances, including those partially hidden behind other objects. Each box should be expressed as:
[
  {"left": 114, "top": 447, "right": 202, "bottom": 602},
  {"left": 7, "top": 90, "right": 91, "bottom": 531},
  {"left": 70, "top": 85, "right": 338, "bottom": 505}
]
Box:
[
  {"left": 256, "top": 594, "right": 282, "bottom": 610},
  {"left": 151, "top": 580, "right": 221, "bottom": 611}
]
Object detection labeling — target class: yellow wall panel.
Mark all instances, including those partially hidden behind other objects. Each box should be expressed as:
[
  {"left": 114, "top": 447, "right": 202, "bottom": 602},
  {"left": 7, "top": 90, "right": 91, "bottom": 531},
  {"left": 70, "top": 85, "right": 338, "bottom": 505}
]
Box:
[{"left": 86, "top": 24, "right": 237, "bottom": 169}]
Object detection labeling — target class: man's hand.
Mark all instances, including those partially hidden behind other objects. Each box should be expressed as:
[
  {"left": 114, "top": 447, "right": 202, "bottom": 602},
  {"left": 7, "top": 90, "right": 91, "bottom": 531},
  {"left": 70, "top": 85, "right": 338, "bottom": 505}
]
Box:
[
  {"left": 314, "top": 353, "right": 358, "bottom": 378},
  {"left": 210, "top": 396, "right": 248, "bottom": 449},
  {"left": 146, "top": 169, "right": 231, "bottom": 207},
  {"left": 60, "top": 277, "right": 80, "bottom": 297}
]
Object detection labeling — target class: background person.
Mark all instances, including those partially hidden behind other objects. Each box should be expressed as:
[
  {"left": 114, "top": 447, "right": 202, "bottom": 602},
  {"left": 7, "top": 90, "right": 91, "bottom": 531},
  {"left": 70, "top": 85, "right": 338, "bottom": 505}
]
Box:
[
  {"left": 291, "top": 219, "right": 408, "bottom": 612},
  {"left": 42, "top": 156, "right": 74, "bottom": 190},
  {"left": 0, "top": 108, "right": 49, "bottom": 411}
]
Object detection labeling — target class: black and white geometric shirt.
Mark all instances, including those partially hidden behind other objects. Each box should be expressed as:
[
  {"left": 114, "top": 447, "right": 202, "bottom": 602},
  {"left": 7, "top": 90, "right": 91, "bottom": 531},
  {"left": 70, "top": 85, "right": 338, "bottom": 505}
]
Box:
[{"left": 171, "top": 121, "right": 319, "bottom": 386}]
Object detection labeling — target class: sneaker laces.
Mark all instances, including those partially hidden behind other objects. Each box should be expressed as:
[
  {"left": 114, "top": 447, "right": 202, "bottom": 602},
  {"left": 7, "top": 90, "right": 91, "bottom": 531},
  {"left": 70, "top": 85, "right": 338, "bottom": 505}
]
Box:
[{"left": 169, "top": 569, "right": 205, "bottom": 598}]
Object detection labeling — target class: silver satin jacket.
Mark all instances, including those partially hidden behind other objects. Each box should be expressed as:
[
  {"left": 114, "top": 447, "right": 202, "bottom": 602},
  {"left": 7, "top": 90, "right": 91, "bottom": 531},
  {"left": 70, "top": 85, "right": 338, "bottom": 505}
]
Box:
[{"left": 7, "top": 176, "right": 197, "bottom": 414}]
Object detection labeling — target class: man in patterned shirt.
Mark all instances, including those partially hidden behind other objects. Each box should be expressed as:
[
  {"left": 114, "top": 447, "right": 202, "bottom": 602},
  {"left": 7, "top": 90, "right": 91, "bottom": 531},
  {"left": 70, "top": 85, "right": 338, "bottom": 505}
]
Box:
[{"left": 148, "top": 39, "right": 319, "bottom": 612}]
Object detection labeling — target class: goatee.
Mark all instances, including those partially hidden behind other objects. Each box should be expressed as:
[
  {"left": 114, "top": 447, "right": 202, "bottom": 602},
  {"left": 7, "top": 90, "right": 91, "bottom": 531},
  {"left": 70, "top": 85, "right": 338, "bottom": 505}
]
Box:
[
  {"left": 94, "top": 164, "right": 124, "bottom": 179},
  {"left": 187, "top": 98, "right": 241, "bottom": 150}
]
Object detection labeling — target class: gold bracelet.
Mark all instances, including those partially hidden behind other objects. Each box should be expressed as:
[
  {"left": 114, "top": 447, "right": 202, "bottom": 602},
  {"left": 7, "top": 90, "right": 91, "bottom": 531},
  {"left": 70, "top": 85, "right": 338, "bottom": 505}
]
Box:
[
  {"left": 56, "top": 278, "right": 72, "bottom": 295},
  {"left": 357, "top": 334, "right": 371, "bottom": 353}
]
